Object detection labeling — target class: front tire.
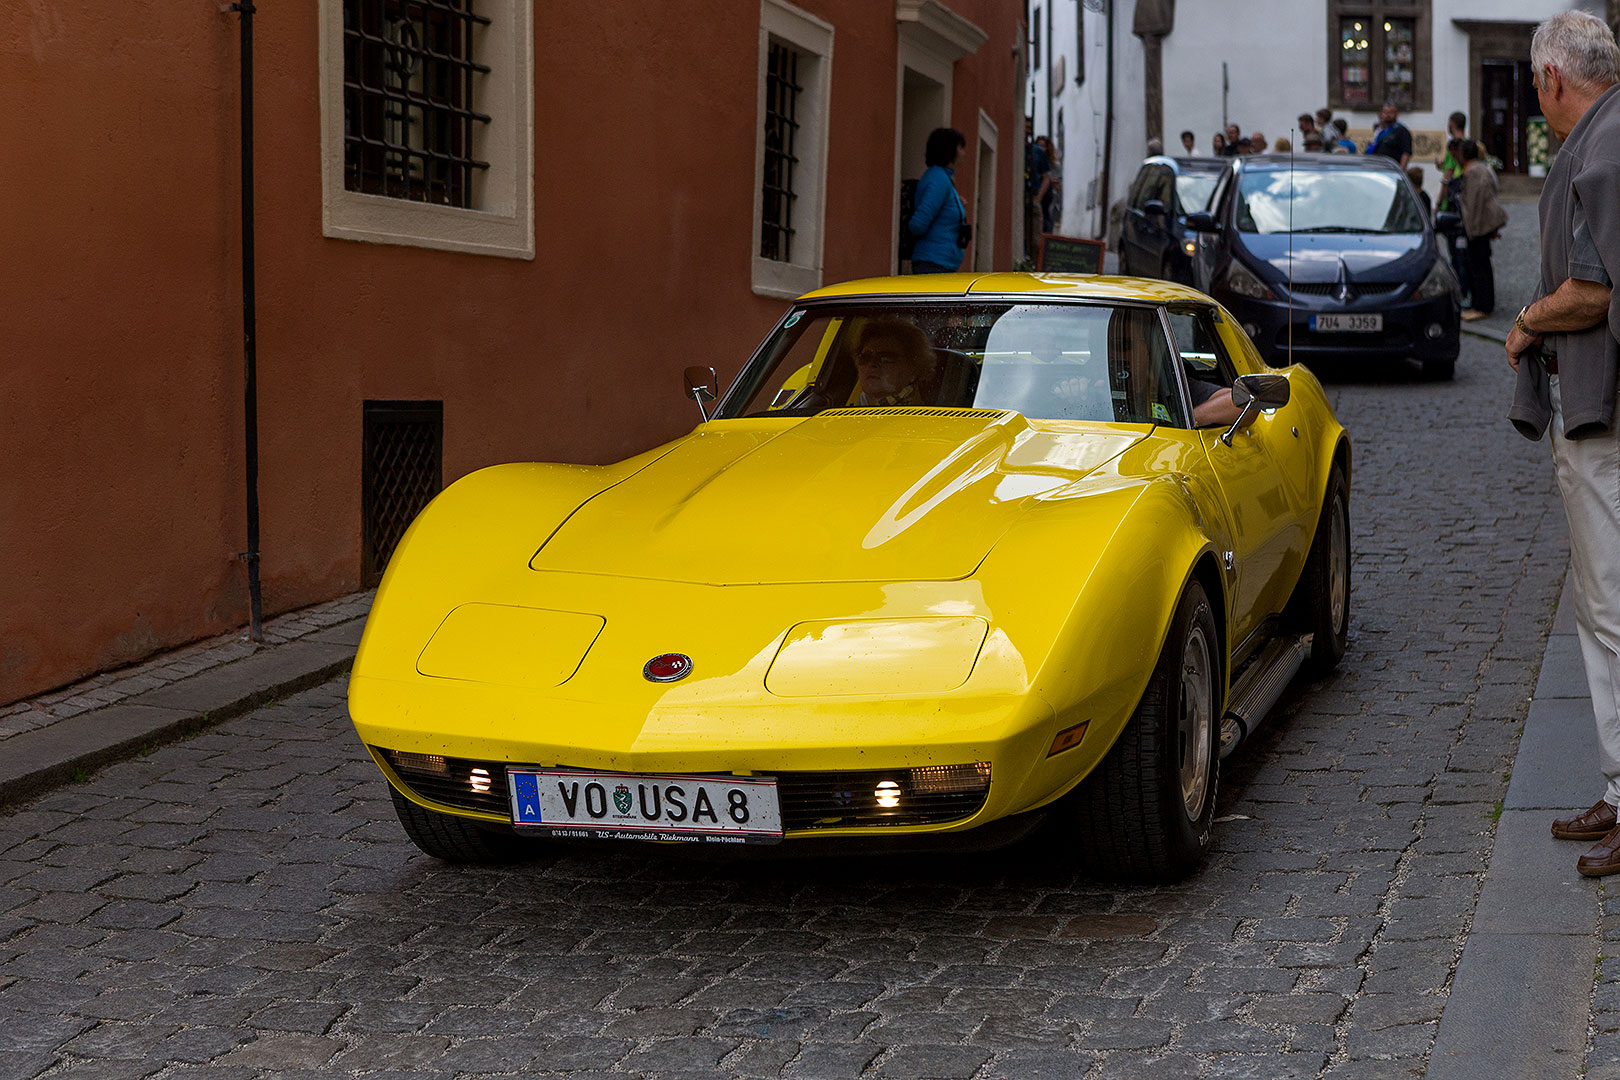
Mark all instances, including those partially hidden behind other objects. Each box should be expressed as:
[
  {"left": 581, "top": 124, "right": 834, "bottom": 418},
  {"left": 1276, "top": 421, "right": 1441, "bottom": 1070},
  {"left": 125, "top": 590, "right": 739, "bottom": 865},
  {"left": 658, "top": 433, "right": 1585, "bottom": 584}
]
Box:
[
  {"left": 1290, "top": 464, "right": 1350, "bottom": 674},
  {"left": 1071, "top": 580, "right": 1221, "bottom": 882},
  {"left": 389, "top": 786, "right": 531, "bottom": 863}
]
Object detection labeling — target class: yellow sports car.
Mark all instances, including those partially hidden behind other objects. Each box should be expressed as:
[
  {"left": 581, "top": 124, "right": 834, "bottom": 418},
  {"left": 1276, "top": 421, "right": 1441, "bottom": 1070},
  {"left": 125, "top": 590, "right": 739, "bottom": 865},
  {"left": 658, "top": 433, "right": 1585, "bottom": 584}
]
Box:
[{"left": 348, "top": 273, "right": 1349, "bottom": 881}]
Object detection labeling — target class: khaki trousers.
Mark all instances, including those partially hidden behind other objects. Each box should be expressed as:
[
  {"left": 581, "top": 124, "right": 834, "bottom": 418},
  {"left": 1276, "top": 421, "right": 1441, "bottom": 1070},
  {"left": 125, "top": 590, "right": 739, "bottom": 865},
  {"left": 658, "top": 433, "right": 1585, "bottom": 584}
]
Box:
[{"left": 1550, "top": 376, "right": 1620, "bottom": 806}]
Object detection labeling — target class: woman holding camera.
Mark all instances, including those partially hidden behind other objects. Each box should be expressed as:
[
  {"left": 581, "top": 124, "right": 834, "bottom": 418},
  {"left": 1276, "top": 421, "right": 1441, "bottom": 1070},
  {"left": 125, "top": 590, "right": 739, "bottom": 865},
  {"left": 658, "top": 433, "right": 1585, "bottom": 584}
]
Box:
[{"left": 907, "top": 127, "right": 971, "bottom": 274}]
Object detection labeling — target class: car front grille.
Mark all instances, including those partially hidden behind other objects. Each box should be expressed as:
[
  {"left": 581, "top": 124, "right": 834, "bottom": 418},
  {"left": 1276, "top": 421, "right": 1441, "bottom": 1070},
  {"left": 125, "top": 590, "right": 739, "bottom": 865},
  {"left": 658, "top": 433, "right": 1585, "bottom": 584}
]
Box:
[
  {"left": 1286, "top": 281, "right": 1403, "bottom": 299},
  {"left": 376, "top": 749, "right": 991, "bottom": 832}
]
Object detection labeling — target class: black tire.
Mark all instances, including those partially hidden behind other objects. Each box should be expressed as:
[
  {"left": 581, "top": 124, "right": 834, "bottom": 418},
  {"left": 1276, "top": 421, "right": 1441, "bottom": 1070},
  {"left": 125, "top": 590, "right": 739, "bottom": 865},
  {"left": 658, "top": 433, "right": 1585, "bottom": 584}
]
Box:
[
  {"left": 1071, "top": 580, "right": 1221, "bottom": 882},
  {"left": 1422, "top": 355, "right": 1456, "bottom": 381},
  {"left": 1289, "top": 464, "right": 1350, "bottom": 675},
  {"left": 389, "top": 785, "right": 531, "bottom": 863}
]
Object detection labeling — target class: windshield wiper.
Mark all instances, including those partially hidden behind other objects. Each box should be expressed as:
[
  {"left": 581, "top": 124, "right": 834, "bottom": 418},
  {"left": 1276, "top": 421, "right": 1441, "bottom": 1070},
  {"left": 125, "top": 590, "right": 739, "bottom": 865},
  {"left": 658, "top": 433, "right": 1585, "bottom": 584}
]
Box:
[{"left": 1292, "top": 225, "right": 1378, "bottom": 234}]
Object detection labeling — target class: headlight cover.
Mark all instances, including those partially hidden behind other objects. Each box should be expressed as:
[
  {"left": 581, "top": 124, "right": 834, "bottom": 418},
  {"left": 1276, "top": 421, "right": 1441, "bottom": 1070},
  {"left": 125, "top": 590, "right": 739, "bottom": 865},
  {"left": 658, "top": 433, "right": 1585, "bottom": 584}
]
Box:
[
  {"left": 766, "top": 616, "right": 989, "bottom": 697},
  {"left": 1223, "top": 260, "right": 1275, "bottom": 300},
  {"left": 1414, "top": 257, "right": 1461, "bottom": 302}
]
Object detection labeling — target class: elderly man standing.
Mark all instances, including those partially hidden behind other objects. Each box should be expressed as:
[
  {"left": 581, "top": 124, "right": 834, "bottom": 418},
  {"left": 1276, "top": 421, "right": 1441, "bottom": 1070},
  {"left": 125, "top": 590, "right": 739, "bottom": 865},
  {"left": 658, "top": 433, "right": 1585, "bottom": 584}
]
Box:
[{"left": 1505, "top": 10, "right": 1620, "bottom": 876}]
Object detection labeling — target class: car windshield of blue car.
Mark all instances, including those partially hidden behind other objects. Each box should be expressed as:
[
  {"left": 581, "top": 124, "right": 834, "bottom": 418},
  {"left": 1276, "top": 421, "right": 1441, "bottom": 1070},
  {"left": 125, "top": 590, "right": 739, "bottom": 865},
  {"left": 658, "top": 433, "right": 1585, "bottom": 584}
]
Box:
[
  {"left": 718, "top": 301, "right": 1190, "bottom": 426},
  {"left": 1235, "top": 168, "right": 1426, "bottom": 235}
]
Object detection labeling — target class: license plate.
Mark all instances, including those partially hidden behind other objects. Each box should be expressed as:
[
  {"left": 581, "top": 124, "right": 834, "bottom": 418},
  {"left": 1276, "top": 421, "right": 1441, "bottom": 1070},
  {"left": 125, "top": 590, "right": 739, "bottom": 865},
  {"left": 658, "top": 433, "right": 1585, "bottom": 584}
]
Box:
[
  {"left": 508, "top": 769, "right": 783, "bottom": 844},
  {"left": 1311, "top": 313, "right": 1383, "bottom": 332}
]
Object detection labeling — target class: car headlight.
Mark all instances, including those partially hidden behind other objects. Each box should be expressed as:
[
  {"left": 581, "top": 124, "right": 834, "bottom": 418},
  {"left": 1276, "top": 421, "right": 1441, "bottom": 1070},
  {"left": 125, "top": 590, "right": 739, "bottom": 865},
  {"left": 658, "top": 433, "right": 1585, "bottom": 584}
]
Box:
[
  {"left": 766, "top": 617, "right": 989, "bottom": 696},
  {"left": 1222, "top": 260, "right": 1275, "bottom": 300},
  {"left": 1414, "top": 257, "right": 1460, "bottom": 302}
]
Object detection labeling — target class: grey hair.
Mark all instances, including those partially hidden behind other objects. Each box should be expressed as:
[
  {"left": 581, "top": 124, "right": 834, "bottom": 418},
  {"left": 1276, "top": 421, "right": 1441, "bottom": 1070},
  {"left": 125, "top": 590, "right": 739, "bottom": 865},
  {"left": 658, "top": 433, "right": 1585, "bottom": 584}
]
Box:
[{"left": 1531, "top": 10, "right": 1620, "bottom": 93}]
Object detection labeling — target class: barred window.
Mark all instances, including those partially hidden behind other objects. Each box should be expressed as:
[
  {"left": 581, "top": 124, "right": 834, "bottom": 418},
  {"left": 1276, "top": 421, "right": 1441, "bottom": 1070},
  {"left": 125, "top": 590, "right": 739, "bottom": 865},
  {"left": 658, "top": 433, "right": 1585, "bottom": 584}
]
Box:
[
  {"left": 760, "top": 42, "right": 802, "bottom": 263},
  {"left": 343, "top": 0, "right": 491, "bottom": 208}
]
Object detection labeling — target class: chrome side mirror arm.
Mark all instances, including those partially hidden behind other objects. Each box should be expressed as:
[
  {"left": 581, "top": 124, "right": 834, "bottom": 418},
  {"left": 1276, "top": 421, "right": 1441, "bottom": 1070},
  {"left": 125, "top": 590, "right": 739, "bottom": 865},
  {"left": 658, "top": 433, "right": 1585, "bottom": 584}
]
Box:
[{"left": 684, "top": 366, "right": 718, "bottom": 421}]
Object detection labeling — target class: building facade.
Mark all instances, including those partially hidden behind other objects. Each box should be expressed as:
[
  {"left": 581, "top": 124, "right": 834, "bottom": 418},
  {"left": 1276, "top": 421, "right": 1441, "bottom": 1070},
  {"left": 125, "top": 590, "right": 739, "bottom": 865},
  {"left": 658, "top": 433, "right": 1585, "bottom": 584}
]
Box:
[
  {"left": 1, "top": 0, "right": 1025, "bottom": 706},
  {"left": 1026, "top": 0, "right": 1612, "bottom": 245}
]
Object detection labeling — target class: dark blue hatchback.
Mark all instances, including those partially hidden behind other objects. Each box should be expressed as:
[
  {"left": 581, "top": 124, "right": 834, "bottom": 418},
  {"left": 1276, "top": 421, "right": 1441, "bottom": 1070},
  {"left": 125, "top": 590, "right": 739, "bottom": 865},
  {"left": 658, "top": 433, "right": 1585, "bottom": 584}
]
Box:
[{"left": 1187, "top": 154, "right": 1461, "bottom": 380}]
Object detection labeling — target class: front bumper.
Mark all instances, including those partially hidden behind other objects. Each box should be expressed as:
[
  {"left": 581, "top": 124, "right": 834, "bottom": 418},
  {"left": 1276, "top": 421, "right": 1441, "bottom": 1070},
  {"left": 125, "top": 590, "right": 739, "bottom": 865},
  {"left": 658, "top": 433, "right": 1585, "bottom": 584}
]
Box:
[{"left": 1219, "top": 289, "right": 1459, "bottom": 365}]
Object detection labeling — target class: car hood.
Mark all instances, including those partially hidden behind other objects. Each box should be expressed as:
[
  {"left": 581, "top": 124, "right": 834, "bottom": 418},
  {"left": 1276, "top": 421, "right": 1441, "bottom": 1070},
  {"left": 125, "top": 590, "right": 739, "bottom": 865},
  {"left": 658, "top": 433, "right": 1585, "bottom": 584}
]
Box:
[
  {"left": 1237, "top": 230, "right": 1427, "bottom": 282},
  {"left": 530, "top": 411, "right": 1147, "bottom": 585}
]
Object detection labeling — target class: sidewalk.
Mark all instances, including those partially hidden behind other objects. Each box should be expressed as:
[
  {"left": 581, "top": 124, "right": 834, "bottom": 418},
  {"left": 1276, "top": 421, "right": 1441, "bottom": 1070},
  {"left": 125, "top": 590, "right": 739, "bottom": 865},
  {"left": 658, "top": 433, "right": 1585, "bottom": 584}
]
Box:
[
  {"left": 1454, "top": 191, "right": 1542, "bottom": 346},
  {"left": 0, "top": 591, "right": 372, "bottom": 806}
]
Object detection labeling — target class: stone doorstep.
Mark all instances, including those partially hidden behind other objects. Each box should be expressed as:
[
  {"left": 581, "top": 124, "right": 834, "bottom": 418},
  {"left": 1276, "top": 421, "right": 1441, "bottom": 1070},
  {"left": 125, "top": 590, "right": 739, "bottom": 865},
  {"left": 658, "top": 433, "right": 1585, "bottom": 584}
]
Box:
[{"left": 0, "top": 622, "right": 364, "bottom": 808}]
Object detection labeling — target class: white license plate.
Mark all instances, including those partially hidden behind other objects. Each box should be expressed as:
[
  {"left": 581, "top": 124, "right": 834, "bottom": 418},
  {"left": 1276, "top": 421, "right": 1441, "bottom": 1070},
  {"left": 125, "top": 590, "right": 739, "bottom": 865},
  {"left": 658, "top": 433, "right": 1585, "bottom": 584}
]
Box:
[
  {"left": 1311, "top": 313, "right": 1383, "bottom": 332},
  {"left": 508, "top": 769, "right": 783, "bottom": 844}
]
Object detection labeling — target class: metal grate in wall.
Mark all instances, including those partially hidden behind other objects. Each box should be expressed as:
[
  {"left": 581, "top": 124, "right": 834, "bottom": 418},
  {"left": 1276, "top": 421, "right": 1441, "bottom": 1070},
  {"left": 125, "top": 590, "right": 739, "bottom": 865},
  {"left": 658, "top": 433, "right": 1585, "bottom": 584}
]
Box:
[
  {"left": 759, "top": 40, "right": 801, "bottom": 262},
  {"left": 362, "top": 401, "right": 443, "bottom": 587},
  {"left": 342, "top": 0, "right": 492, "bottom": 207}
]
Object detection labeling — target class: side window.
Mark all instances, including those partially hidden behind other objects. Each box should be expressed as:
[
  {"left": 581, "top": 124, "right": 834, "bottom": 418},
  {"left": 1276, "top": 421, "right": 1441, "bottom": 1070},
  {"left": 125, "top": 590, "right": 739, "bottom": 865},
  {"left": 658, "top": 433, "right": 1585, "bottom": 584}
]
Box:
[
  {"left": 1109, "top": 307, "right": 1187, "bottom": 427},
  {"left": 1166, "top": 306, "right": 1239, "bottom": 427},
  {"left": 1126, "top": 168, "right": 1150, "bottom": 210}
]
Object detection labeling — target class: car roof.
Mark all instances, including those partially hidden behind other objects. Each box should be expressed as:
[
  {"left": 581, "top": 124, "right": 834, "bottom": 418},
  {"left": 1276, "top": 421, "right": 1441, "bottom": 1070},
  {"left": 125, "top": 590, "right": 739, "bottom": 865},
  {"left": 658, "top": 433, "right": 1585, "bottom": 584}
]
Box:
[
  {"left": 1143, "top": 155, "right": 1231, "bottom": 176},
  {"left": 1236, "top": 152, "right": 1404, "bottom": 172},
  {"left": 799, "top": 272, "right": 1214, "bottom": 305}
]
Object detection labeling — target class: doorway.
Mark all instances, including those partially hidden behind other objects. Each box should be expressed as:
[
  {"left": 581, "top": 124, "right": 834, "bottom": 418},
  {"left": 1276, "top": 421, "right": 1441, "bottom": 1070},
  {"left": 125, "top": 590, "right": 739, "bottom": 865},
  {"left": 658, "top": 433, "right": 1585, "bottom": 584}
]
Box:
[
  {"left": 1480, "top": 59, "right": 1536, "bottom": 174},
  {"left": 898, "top": 67, "right": 949, "bottom": 270}
]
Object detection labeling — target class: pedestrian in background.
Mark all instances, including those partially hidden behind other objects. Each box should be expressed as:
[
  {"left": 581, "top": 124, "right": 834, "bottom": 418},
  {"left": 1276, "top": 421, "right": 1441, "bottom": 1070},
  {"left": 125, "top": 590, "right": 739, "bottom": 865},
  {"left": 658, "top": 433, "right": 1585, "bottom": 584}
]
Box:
[
  {"left": 1180, "top": 129, "right": 1196, "bottom": 154},
  {"left": 1365, "top": 102, "right": 1412, "bottom": 168},
  {"left": 1223, "top": 123, "right": 1244, "bottom": 156},
  {"left": 907, "top": 127, "right": 969, "bottom": 274},
  {"left": 1212, "top": 131, "right": 1227, "bottom": 156},
  {"left": 1458, "top": 140, "right": 1507, "bottom": 319},
  {"left": 1330, "top": 118, "right": 1356, "bottom": 153},
  {"left": 1273, "top": 136, "right": 1292, "bottom": 153},
  {"left": 1296, "top": 112, "right": 1317, "bottom": 141},
  {"left": 1406, "top": 166, "right": 1431, "bottom": 218},
  {"left": 1303, "top": 133, "right": 1325, "bottom": 152},
  {"left": 1249, "top": 131, "right": 1266, "bottom": 154},
  {"left": 1504, "top": 11, "right": 1620, "bottom": 876},
  {"left": 1146, "top": 136, "right": 1164, "bottom": 156}
]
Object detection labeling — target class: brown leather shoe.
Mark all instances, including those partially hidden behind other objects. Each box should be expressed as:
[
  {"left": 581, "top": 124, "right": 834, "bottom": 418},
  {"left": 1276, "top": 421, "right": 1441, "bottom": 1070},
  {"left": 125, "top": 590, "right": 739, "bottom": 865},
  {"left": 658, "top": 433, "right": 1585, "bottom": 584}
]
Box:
[
  {"left": 1579, "top": 825, "right": 1620, "bottom": 876},
  {"left": 1553, "top": 800, "right": 1617, "bottom": 840}
]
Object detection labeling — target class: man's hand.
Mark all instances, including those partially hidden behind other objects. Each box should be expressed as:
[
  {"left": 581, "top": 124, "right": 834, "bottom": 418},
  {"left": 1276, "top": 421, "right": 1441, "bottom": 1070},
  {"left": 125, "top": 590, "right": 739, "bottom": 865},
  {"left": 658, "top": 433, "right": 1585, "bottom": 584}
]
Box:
[{"left": 1506, "top": 324, "right": 1538, "bottom": 371}]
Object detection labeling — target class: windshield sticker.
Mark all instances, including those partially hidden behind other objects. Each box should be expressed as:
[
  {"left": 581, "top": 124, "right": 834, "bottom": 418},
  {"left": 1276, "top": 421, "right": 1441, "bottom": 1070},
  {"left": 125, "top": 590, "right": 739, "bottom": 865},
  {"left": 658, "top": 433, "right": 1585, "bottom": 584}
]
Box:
[
  {"left": 1151, "top": 402, "right": 1172, "bottom": 423},
  {"left": 783, "top": 311, "right": 803, "bottom": 329}
]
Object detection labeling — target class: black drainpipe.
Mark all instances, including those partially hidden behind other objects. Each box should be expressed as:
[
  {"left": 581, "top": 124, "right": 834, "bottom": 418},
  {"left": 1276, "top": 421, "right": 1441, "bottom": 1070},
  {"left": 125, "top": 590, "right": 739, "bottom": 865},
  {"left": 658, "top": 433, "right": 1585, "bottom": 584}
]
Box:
[
  {"left": 1098, "top": 3, "right": 1114, "bottom": 242},
  {"left": 230, "top": 1, "right": 264, "bottom": 643}
]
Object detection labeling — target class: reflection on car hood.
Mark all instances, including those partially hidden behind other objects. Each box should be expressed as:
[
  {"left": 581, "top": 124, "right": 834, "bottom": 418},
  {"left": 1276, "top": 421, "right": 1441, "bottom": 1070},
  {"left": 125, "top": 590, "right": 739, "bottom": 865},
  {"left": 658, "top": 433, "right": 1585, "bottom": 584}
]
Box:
[
  {"left": 530, "top": 411, "right": 1147, "bottom": 585},
  {"left": 1238, "top": 231, "right": 1425, "bottom": 281}
]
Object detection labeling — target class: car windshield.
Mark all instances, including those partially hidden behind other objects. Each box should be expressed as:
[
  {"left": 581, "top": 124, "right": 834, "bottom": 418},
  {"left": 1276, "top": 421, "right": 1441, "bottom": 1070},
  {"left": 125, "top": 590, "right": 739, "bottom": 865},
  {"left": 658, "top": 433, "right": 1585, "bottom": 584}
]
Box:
[
  {"left": 718, "top": 301, "right": 1188, "bottom": 426},
  {"left": 1234, "top": 168, "right": 1425, "bottom": 234},
  {"left": 1176, "top": 173, "right": 1219, "bottom": 212}
]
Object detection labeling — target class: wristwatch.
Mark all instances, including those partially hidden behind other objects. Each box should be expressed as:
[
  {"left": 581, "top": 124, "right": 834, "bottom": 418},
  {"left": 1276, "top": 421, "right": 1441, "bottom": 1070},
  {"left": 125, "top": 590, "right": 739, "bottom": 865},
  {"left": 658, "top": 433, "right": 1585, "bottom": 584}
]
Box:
[{"left": 1515, "top": 306, "right": 1538, "bottom": 336}]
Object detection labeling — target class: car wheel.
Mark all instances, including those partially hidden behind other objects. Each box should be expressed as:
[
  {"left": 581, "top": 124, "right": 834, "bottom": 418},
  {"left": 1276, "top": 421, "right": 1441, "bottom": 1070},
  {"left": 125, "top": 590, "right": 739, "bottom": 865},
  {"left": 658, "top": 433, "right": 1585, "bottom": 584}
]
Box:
[
  {"left": 1289, "top": 464, "right": 1350, "bottom": 674},
  {"left": 389, "top": 785, "right": 531, "bottom": 863},
  {"left": 1071, "top": 579, "right": 1221, "bottom": 882},
  {"left": 1422, "top": 355, "right": 1456, "bottom": 381}
]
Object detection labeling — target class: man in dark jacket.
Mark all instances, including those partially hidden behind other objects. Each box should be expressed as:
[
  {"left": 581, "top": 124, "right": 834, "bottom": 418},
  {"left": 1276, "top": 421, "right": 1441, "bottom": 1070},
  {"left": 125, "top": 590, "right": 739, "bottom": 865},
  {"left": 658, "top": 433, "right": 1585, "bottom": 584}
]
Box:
[
  {"left": 1506, "top": 10, "right": 1620, "bottom": 876},
  {"left": 1365, "top": 102, "right": 1412, "bottom": 169}
]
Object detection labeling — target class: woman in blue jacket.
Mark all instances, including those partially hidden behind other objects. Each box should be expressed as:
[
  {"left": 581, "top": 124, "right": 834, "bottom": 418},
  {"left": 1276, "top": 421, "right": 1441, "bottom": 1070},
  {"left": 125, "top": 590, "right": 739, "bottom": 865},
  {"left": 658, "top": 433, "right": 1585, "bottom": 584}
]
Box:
[{"left": 908, "top": 128, "right": 969, "bottom": 273}]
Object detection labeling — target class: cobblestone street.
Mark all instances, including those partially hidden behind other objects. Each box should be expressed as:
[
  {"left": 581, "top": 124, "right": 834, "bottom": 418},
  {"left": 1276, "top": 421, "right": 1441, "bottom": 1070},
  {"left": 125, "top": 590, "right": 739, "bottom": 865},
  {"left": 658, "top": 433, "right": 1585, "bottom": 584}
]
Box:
[{"left": 0, "top": 336, "right": 1581, "bottom": 1079}]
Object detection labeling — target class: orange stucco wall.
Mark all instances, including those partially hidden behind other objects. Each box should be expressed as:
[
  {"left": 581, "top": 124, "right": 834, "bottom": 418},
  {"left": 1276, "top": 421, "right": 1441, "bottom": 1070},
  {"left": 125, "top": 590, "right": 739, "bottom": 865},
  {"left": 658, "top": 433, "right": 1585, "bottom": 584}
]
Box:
[{"left": 0, "top": 1, "right": 1023, "bottom": 705}]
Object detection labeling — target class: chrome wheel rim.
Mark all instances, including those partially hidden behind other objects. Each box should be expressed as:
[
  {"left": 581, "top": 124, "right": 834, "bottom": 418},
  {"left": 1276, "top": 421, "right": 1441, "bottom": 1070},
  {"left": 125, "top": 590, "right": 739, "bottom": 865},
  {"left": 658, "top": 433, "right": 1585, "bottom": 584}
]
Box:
[
  {"left": 1178, "top": 624, "right": 1214, "bottom": 820},
  {"left": 1328, "top": 495, "right": 1348, "bottom": 634}
]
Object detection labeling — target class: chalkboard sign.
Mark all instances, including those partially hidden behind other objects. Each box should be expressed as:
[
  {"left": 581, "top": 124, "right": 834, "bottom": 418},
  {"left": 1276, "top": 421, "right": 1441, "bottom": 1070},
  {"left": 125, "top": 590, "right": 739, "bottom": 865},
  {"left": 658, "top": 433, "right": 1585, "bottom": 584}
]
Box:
[{"left": 1037, "top": 234, "right": 1106, "bottom": 273}]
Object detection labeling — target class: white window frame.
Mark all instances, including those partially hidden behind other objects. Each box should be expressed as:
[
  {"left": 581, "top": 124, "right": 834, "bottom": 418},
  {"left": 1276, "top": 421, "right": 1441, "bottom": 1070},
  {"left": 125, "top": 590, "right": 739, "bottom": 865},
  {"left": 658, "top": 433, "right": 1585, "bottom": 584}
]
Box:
[
  {"left": 317, "top": 0, "right": 535, "bottom": 260},
  {"left": 752, "top": 0, "right": 833, "bottom": 299}
]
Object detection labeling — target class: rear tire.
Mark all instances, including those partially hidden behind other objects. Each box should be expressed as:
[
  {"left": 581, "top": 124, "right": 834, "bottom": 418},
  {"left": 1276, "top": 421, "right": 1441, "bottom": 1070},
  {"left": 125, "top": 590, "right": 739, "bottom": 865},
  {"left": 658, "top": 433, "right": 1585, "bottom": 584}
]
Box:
[
  {"left": 389, "top": 786, "right": 531, "bottom": 863},
  {"left": 1071, "top": 580, "right": 1221, "bottom": 882},
  {"left": 1289, "top": 465, "right": 1350, "bottom": 675}
]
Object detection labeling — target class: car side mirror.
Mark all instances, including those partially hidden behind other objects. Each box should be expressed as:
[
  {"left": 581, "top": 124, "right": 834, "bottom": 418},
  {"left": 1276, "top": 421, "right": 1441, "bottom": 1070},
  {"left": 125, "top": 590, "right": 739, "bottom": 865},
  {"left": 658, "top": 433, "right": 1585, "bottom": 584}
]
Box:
[
  {"left": 1433, "top": 210, "right": 1463, "bottom": 236},
  {"left": 684, "top": 365, "right": 718, "bottom": 421},
  {"left": 1142, "top": 199, "right": 1167, "bottom": 218},
  {"left": 1222, "top": 373, "right": 1290, "bottom": 446},
  {"left": 1183, "top": 210, "right": 1220, "bottom": 233}
]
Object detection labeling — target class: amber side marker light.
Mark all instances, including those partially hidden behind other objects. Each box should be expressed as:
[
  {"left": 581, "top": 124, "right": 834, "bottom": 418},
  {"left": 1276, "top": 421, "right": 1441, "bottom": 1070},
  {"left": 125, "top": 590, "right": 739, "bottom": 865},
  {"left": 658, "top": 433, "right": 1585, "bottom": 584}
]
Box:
[{"left": 1047, "top": 721, "right": 1089, "bottom": 757}]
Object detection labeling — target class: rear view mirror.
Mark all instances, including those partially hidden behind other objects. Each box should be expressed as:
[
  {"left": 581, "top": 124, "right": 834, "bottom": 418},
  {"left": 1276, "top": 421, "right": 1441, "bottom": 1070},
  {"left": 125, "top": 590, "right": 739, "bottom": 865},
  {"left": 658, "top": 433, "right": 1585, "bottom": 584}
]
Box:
[
  {"left": 1142, "top": 199, "right": 1167, "bottom": 218},
  {"left": 684, "top": 365, "right": 718, "bottom": 421},
  {"left": 1183, "top": 211, "right": 1219, "bottom": 233},
  {"left": 1223, "top": 373, "right": 1290, "bottom": 446},
  {"left": 1232, "top": 373, "right": 1290, "bottom": 409}
]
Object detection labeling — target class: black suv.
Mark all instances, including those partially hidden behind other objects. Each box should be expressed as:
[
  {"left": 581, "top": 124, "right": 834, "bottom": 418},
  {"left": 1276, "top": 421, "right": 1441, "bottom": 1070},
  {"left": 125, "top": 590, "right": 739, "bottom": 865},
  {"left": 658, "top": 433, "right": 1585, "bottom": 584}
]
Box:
[{"left": 1118, "top": 156, "right": 1230, "bottom": 285}]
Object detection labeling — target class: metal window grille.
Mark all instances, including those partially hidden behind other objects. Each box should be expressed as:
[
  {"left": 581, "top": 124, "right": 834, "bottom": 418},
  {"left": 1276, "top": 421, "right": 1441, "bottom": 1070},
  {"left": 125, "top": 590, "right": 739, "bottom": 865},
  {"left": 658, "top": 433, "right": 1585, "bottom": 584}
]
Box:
[
  {"left": 362, "top": 401, "right": 443, "bottom": 587},
  {"left": 760, "top": 41, "right": 801, "bottom": 262},
  {"left": 343, "top": 0, "right": 492, "bottom": 208}
]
